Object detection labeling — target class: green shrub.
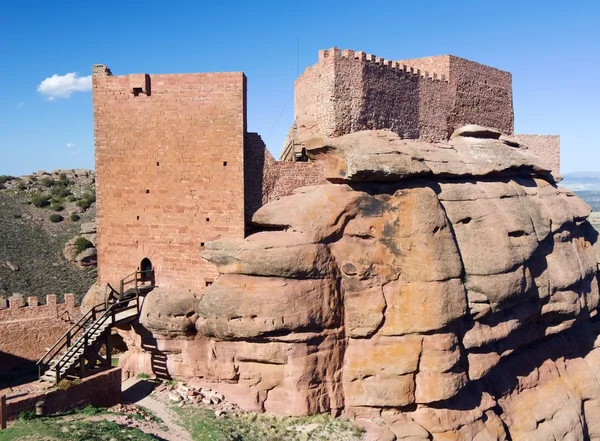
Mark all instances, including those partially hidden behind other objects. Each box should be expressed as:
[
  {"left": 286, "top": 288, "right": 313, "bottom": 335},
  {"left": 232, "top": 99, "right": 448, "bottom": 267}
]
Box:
[
  {"left": 136, "top": 373, "right": 151, "bottom": 379},
  {"left": 0, "top": 184, "right": 5, "bottom": 190},
  {"left": 49, "top": 214, "right": 63, "bottom": 223},
  {"left": 0, "top": 175, "right": 14, "bottom": 184},
  {"left": 50, "top": 185, "right": 71, "bottom": 198},
  {"left": 76, "top": 198, "right": 92, "bottom": 210},
  {"left": 50, "top": 203, "right": 63, "bottom": 212},
  {"left": 58, "top": 173, "right": 72, "bottom": 186},
  {"left": 30, "top": 192, "right": 50, "bottom": 208},
  {"left": 40, "top": 177, "right": 55, "bottom": 187},
  {"left": 82, "top": 190, "right": 96, "bottom": 203},
  {"left": 67, "top": 195, "right": 77, "bottom": 202},
  {"left": 75, "top": 237, "right": 93, "bottom": 254},
  {"left": 15, "top": 180, "right": 26, "bottom": 190},
  {"left": 29, "top": 175, "right": 37, "bottom": 182},
  {"left": 70, "top": 213, "right": 80, "bottom": 222}
]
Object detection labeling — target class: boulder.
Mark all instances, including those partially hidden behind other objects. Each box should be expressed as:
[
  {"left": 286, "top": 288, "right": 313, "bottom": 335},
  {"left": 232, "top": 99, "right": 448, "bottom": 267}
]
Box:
[
  {"left": 75, "top": 247, "right": 97, "bottom": 267},
  {"left": 139, "top": 287, "right": 197, "bottom": 334}
]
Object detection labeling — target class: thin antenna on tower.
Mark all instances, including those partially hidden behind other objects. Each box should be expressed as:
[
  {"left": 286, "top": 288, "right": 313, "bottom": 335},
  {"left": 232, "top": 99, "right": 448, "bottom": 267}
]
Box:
[{"left": 296, "top": 37, "right": 299, "bottom": 77}]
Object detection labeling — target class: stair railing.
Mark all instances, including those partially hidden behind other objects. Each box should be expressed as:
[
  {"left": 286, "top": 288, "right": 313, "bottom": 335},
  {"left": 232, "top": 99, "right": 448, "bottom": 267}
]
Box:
[
  {"left": 37, "top": 302, "right": 107, "bottom": 380},
  {"left": 37, "top": 269, "right": 155, "bottom": 384}
]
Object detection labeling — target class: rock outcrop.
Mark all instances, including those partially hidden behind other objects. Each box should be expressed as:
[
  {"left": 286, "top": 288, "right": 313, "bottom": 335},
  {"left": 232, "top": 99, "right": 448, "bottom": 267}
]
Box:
[{"left": 107, "top": 127, "right": 600, "bottom": 440}]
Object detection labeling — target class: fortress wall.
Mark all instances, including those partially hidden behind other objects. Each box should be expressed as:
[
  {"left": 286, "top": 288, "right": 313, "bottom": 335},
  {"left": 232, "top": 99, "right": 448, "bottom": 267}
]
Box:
[
  {"left": 0, "top": 294, "right": 81, "bottom": 376},
  {"left": 93, "top": 67, "right": 246, "bottom": 291},
  {"left": 448, "top": 56, "right": 514, "bottom": 136},
  {"left": 294, "top": 48, "right": 453, "bottom": 144},
  {"left": 513, "top": 134, "right": 560, "bottom": 174},
  {"left": 267, "top": 161, "right": 326, "bottom": 202},
  {"left": 294, "top": 54, "right": 337, "bottom": 141}
]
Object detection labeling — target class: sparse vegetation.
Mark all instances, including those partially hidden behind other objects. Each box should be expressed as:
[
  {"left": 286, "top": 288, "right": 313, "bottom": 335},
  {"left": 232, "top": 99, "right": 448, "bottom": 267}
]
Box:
[
  {"left": 0, "top": 417, "right": 156, "bottom": 441},
  {"left": 172, "top": 405, "right": 364, "bottom": 441},
  {"left": 136, "top": 373, "right": 151, "bottom": 379},
  {"left": 74, "top": 237, "right": 93, "bottom": 254},
  {"left": 70, "top": 213, "right": 80, "bottom": 222},
  {"left": 50, "top": 203, "right": 64, "bottom": 212},
  {"left": 15, "top": 180, "right": 26, "bottom": 190},
  {"left": 49, "top": 214, "right": 64, "bottom": 223},
  {"left": 40, "top": 176, "right": 55, "bottom": 187},
  {"left": 0, "top": 175, "right": 14, "bottom": 184},
  {"left": 30, "top": 192, "right": 51, "bottom": 208}
]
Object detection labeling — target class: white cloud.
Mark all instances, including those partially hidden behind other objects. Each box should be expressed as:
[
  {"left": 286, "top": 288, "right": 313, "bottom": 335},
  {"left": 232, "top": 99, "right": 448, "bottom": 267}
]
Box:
[
  {"left": 17, "top": 102, "right": 24, "bottom": 108},
  {"left": 66, "top": 143, "right": 76, "bottom": 148},
  {"left": 37, "top": 72, "right": 92, "bottom": 100}
]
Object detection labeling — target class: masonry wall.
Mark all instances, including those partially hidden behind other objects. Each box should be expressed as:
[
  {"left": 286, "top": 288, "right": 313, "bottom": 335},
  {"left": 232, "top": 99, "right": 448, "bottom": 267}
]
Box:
[
  {"left": 4, "top": 368, "right": 122, "bottom": 420},
  {"left": 245, "top": 132, "right": 326, "bottom": 222},
  {"left": 513, "top": 134, "right": 560, "bottom": 174},
  {"left": 294, "top": 49, "right": 453, "bottom": 144},
  {"left": 93, "top": 66, "right": 246, "bottom": 291},
  {"left": 0, "top": 294, "right": 80, "bottom": 376}
]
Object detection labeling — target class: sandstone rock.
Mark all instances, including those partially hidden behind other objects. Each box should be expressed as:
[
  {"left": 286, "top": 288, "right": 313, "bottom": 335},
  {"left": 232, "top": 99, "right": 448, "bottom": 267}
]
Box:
[
  {"left": 115, "top": 125, "right": 600, "bottom": 439},
  {"left": 196, "top": 275, "right": 340, "bottom": 339},
  {"left": 81, "top": 282, "right": 107, "bottom": 313},
  {"left": 75, "top": 247, "right": 97, "bottom": 267},
  {"left": 139, "top": 287, "right": 197, "bottom": 334},
  {"left": 80, "top": 221, "right": 97, "bottom": 235},
  {"left": 5, "top": 261, "right": 18, "bottom": 271}
]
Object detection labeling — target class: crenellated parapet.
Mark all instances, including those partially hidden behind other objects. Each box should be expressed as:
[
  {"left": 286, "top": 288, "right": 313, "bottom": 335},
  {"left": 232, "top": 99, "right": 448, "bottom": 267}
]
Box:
[{"left": 318, "top": 47, "right": 449, "bottom": 83}]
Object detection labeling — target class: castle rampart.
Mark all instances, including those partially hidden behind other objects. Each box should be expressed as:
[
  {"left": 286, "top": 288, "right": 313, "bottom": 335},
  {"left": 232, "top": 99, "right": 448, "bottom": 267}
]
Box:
[{"left": 0, "top": 294, "right": 81, "bottom": 377}]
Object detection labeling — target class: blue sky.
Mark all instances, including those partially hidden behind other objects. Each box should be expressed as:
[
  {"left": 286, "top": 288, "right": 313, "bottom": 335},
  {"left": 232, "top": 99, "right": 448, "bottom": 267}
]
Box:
[{"left": 0, "top": 0, "right": 598, "bottom": 175}]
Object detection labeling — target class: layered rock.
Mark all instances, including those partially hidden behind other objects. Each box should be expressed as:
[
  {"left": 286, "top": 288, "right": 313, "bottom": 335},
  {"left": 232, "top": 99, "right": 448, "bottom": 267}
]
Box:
[{"left": 105, "top": 126, "right": 600, "bottom": 440}]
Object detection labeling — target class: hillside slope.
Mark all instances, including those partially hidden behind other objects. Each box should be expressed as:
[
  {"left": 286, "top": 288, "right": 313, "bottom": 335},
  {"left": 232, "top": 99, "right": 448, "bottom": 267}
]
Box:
[{"left": 0, "top": 171, "right": 97, "bottom": 303}]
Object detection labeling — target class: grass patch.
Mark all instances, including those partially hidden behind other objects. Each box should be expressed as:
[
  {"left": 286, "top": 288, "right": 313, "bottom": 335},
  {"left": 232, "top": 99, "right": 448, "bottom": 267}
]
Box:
[
  {"left": 40, "top": 177, "right": 55, "bottom": 188},
  {"left": 0, "top": 416, "right": 156, "bottom": 441},
  {"left": 136, "top": 373, "right": 151, "bottom": 379},
  {"left": 15, "top": 181, "right": 26, "bottom": 191},
  {"left": 172, "top": 406, "right": 364, "bottom": 441}
]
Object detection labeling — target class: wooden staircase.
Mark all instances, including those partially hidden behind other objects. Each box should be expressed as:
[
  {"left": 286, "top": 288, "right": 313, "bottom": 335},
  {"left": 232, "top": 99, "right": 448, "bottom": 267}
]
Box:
[{"left": 37, "top": 270, "right": 155, "bottom": 385}]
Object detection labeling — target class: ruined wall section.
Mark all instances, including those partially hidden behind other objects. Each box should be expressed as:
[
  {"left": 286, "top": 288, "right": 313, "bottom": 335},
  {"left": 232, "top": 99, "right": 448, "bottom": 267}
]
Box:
[
  {"left": 513, "top": 134, "right": 560, "bottom": 174},
  {"left": 93, "top": 66, "right": 246, "bottom": 291},
  {"left": 0, "top": 294, "right": 81, "bottom": 376}
]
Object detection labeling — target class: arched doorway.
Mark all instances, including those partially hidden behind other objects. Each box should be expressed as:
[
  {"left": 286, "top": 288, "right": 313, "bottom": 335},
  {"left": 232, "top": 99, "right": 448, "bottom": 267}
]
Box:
[{"left": 140, "top": 258, "right": 153, "bottom": 283}]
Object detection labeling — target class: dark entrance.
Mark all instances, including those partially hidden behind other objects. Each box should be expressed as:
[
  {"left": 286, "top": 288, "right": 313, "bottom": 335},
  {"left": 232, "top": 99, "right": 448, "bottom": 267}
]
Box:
[{"left": 140, "top": 258, "right": 153, "bottom": 282}]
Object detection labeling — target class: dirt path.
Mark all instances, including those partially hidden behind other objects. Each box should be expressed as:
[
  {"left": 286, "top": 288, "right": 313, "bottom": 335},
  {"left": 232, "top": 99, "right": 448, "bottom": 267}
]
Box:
[{"left": 121, "top": 378, "right": 192, "bottom": 441}]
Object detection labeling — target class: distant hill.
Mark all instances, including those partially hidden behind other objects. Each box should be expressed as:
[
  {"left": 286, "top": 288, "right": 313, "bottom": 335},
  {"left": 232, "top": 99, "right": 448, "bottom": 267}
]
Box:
[{"left": 561, "top": 172, "right": 600, "bottom": 191}]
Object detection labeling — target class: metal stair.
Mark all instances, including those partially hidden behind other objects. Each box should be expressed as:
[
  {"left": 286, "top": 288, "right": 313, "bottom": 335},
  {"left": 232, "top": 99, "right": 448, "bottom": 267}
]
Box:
[{"left": 37, "top": 269, "right": 155, "bottom": 385}]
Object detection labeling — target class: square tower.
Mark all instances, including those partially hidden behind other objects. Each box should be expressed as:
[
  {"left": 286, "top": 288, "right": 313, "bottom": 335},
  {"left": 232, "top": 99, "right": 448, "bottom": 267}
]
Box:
[{"left": 92, "top": 66, "right": 247, "bottom": 291}]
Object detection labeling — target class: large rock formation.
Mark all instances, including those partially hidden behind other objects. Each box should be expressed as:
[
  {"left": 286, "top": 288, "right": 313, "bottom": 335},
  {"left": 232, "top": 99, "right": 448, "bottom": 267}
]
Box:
[{"left": 111, "top": 127, "right": 600, "bottom": 440}]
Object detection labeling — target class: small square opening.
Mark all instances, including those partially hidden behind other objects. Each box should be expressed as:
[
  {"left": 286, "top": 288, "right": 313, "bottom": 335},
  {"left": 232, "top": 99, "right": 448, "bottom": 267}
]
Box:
[
  {"left": 146, "top": 189, "right": 150, "bottom": 194},
  {"left": 206, "top": 217, "right": 210, "bottom": 222},
  {"left": 223, "top": 161, "right": 227, "bottom": 167},
  {"left": 136, "top": 215, "right": 140, "bottom": 220},
  {"left": 156, "top": 162, "right": 160, "bottom": 166}
]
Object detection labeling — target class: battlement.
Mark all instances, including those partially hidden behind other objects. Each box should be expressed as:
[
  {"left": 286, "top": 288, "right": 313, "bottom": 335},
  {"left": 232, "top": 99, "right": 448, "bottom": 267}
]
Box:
[
  {"left": 0, "top": 294, "right": 78, "bottom": 321},
  {"left": 318, "top": 47, "right": 448, "bottom": 83}
]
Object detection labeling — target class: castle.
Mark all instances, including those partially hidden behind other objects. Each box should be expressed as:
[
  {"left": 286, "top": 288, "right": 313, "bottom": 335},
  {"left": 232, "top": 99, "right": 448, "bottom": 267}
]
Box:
[{"left": 92, "top": 47, "right": 559, "bottom": 292}]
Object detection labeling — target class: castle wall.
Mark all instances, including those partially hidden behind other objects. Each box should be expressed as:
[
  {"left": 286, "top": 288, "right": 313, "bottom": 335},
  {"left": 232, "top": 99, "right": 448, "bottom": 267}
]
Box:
[
  {"left": 93, "top": 66, "right": 246, "bottom": 291},
  {"left": 0, "top": 294, "right": 81, "bottom": 377},
  {"left": 513, "top": 134, "right": 560, "bottom": 174},
  {"left": 294, "top": 49, "right": 453, "bottom": 144},
  {"left": 245, "top": 132, "right": 325, "bottom": 222},
  {"left": 398, "top": 55, "right": 513, "bottom": 137},
  {"left": 448, "top": 56, "right": 513, "bottom": 136}
]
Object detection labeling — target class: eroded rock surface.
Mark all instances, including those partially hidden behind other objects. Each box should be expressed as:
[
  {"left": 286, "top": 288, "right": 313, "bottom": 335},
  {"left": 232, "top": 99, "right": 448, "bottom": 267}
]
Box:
[{"left": 106, "top": 128, "right": 600, "bottom": 440}]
